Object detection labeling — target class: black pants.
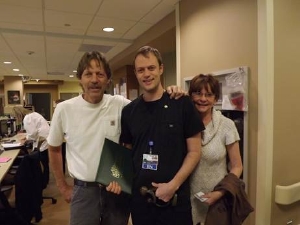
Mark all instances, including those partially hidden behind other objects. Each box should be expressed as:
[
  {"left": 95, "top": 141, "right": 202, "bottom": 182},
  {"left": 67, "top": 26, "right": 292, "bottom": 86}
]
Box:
[
  {"left": 131, "top": 196, "right": 193, "bottom": 225},
  {"left": 39, "top": 150, "right": 49, "bottom": 189}
]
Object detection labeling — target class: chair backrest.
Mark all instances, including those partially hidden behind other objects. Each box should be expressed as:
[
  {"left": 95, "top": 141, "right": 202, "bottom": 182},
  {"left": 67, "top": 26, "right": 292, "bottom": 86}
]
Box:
[{"left": 14, "top": 151, "right": 43, "bottom": 223}]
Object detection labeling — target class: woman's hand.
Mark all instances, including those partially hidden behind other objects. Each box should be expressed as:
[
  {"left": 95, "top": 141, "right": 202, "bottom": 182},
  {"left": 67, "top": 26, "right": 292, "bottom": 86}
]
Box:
[
  {"left": 20, "top": 137, "right": 26, "bottom": 145},
  {"left": 202, "top": 190, "right": 225, "bottom": 206}
]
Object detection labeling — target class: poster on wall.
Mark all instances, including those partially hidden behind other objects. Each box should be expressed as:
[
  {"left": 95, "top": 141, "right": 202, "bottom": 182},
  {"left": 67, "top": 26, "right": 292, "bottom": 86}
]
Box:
[
  {"left": 7, "top": 90, "right": 21, "bottom": 104},
  {"left": 219, "top": 67, "right": 248, "bottom": 111}
]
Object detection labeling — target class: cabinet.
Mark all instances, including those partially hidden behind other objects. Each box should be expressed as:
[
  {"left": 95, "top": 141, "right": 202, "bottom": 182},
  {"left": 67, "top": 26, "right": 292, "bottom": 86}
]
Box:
[{"left": 112, "top": 65, "right": 139, "bottom": 100}]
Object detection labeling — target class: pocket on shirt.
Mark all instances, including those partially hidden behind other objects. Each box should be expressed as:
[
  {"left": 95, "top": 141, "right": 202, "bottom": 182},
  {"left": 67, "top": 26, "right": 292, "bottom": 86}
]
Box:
[{"left": 103, "top": 119, "right": 120, "bottom": 138}]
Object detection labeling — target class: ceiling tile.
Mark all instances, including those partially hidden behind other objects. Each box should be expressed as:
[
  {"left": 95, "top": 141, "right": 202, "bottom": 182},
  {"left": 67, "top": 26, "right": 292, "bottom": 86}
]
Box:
[
  {"left": 0, "top": 0, "right": 42, "bottom": 8},
  {"left": 46, "top": 37, "right": 81, "bottom": 74},
  {"left": 0, "top": 24, "right": 43, "bottom": 32},
  {"left": 1, "top": 33, "right": 44, "bottom": 76},
  {"left": 45, "top": 27, "right": 87, "bottom": 36},
  {"left": 2, "top": 33, "right": 45, "bottom": 55},
  {"left": 96, "top": 0, "right": 161, "bottom": 21},
  {"left": 141, "top": 1, "right": 176, "bottom": 23},
  {"left": 46, "top": 36, "right": 82, "bottom": 45},
  {"left": 0, "top": 35, "right": 11, "bottom": 52},
  {"left": 105, "top": 43, "right": 132, "bottom": 60},
  {"left": 0, "top": 4, "right": 43, "bottom": 25},
  {"left": 123, "top": 22, "right": 153, "bottom": 40},
  {"left": 88, "top": 16, "right": 136, "bottom": 38},
  {"left": 45, "top": 0, "right": 103, "bottom": 14},
  {"left": 45, "top": 10, "right": 93, "bottom": 34}
]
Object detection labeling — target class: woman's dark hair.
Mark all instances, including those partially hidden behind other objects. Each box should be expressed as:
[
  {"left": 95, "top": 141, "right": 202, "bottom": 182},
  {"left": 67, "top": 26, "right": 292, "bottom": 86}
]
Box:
[
  {"left": 76, "top": 51, "right": 112, "bottom": 79},
  {"left": 188, "top": 74, "right": 220, "bottom": 101},
  {"left": 133, "top": 46, "right": 163, "bottom": 67}
]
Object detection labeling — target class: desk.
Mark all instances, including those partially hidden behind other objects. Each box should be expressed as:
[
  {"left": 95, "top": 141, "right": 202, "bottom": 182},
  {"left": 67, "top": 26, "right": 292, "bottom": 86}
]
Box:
[
  {"left": 1, "top": 133, "right": 26, "bottom": 144},
  {"left": 0, "top": 149, "right": 20, "bottom": 215},
  {"left": 0, "top": 149, "right": 20, "bottom": 183},
  {"left": 1, "top": 133, "right": 25, "bottom": 149}
]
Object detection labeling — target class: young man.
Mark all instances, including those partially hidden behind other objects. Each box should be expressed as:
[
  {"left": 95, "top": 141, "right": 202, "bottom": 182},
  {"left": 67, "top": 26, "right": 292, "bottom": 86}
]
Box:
[
  {"left": 47, "top": 51, "right": 184, "bottom": 225},
  {"left": 120, "top": 46, "right": 205, "bottom": 225}
]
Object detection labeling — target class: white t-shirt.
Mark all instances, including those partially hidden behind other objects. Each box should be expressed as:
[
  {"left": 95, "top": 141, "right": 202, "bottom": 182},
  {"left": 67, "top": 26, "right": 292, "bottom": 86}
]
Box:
[
  {"left": 47, "top": 94, "right": 130, "bottom": 181},
  {"left": 23, "top": 112, "right": 50, "bottom": 152}
]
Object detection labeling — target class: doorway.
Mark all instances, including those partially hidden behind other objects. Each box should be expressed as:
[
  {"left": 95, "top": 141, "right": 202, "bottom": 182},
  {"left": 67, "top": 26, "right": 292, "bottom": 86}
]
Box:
[{"left": 26, "top": 93, "right": 51, "bottom": 121}]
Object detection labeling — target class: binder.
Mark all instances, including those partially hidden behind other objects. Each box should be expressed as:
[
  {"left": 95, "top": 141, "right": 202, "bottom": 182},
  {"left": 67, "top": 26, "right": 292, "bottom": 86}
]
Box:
[{"left": 95, "top": 138, "right": 134, "bottom": 194}]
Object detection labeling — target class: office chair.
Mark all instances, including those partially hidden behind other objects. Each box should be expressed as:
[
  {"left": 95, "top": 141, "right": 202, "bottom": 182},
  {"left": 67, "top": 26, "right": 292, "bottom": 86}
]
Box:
[
  {"left": 39, "top": 157, "right": 57, "bottom": 204},
  {"left": 7, "top": 144, "right": 31, "bottom": 177},
  {"left": 0, "top": 184, "right": 30, "bottom": 225},
  {"left": 34, "top": 138, "right": 57, "bottom": 205},
  {"left": 14, "top": 151, "right": 43, "bottom": 223},
  {"left": 0, "top": 185, "right": 13, "bottom": 209},
  {"left": 14, "top": 150, "right": 56, "bottom": 224}
]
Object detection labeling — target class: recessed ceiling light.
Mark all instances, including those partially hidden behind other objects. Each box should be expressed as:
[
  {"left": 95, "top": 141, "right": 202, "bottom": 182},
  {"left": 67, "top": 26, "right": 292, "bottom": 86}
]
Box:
[
  {"left": 73, "top": 70, "right": 77, "bottom": 73},
  {"left": 69, "top": 75, "right": 74, "bottom": 78},
  {"left": 3, "top": 61, "right": 12, "bottom": 64},
  {"left": 27, "top": 50, "right": 35, "bottom": 55},
  {"left": 13, "top": 68, "right": 19, "bottom": 71},
  {"left": 103, "top": 27, "right": 114, "bottom": 32}
]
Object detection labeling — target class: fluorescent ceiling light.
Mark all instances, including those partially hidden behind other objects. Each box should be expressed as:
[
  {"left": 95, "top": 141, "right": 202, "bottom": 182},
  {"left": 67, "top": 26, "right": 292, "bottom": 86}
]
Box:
[
  {"left": 69, "top": 75, "right": 74, "bottom": 78},
  {"left": 13, "top": 68, "right": 19, "bottom": 71},
  {"left": 103, "top": 27, "right": 114, "bottom": 32},
  {"left": 73, "top": 70, "right": 77, "bottom": 73},
  {"left": 3, "top": 61, "right": 12, "bottom": 64}
]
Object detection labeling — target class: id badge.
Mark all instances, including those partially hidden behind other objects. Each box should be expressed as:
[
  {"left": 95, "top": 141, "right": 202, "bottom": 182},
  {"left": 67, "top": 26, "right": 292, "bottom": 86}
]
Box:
[{"left": 142, "top": 154, "right": 158, "bottom": 171}]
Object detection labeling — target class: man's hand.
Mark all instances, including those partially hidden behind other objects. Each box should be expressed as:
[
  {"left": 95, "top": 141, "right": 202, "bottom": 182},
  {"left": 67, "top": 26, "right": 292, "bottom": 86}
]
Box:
[
  {"left": 59, "top": 184, "right": 73, "bottom": 203},
  {"left": 106, "top": 181, "right": 121, "bottom": 195},
  {"left": 152, "top": 182, "right": 178, "bottom": 202},
  {"left": 166, "top": 85, "right": 187, "bottom": 99}
]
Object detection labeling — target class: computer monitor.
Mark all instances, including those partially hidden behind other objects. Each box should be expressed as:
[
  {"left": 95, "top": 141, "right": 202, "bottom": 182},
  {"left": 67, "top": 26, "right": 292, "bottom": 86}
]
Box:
[{"left": 0, "top": 119, "right": 8, "bottom": 137}]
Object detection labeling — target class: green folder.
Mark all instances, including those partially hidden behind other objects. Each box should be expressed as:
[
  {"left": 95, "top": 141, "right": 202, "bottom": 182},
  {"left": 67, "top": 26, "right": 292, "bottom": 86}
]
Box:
[{"left": 95, "top": 138, "right": 134, "bottom": 195}]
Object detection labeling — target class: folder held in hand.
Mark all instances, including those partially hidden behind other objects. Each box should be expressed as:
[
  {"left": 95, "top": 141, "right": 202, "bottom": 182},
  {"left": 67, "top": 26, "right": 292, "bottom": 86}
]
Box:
[{"left": 95, "top": 138, "right": 134, "bottom": 195}]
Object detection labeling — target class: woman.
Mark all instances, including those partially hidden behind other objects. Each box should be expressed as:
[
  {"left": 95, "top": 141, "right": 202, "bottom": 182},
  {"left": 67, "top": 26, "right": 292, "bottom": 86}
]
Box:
[
  {"left": 189, "top": 74, "right": 243, "bottom": 225},
  {"left": 21, "top": 110, "right": 50, "bottom": 188}
]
